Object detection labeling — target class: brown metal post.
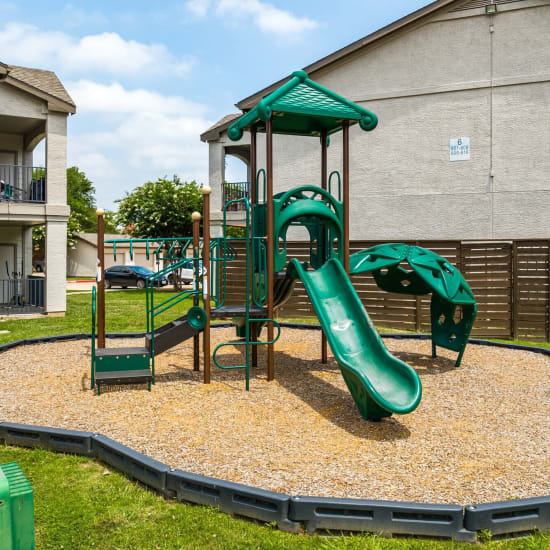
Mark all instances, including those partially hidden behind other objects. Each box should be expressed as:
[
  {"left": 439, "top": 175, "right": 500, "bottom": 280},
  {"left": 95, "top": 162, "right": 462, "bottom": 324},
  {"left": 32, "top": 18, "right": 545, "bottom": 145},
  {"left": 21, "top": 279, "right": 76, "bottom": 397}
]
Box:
[
  {"left": 266, "top": 118, "right": 275, "bottom": 381},
  {"left": 342, "top": 121, "right": 350, "bottom": 274},
  {"left": 96, "top": 209, "right": 105, "bottom": 348},
  {"left": 250, "top": 127, "right": 258, "bottom": 368},
  {"left": 202, "top": 187, "right": 212, "bottom": 384},
  {"left": 415, "top": 240, "right": 421, "bottom": 333},
  {"left": 320, "top": 131, "right": 328, "bottom": 364},
  {"left": 192, "top": 211, "right": 201, "bottom": 371},
  {"left": 512, "top": 240, "right": 519, "bottom": 340}
]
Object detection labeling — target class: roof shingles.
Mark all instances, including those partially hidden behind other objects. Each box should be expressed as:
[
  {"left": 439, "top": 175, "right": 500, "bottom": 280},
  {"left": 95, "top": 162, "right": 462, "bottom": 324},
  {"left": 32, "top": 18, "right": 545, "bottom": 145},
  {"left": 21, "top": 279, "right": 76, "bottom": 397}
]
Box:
[{"left": 6, "top": 64, "right": 75, "bottom": 107}]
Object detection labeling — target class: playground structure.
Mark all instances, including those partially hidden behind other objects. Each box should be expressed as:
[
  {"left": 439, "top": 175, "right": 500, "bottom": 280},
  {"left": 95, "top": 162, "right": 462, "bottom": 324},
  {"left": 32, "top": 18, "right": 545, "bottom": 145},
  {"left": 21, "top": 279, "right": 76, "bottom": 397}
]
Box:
[{"left": 92, "top": 70, "right": 476, "bottom": 420}]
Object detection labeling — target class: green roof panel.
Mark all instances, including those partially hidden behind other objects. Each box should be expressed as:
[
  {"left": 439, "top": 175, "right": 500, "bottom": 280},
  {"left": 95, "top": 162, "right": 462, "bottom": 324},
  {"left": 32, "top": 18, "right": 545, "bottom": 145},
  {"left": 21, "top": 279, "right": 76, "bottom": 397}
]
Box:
[{"left": 228, "top": 70, "right": 377, "bottom": 141}]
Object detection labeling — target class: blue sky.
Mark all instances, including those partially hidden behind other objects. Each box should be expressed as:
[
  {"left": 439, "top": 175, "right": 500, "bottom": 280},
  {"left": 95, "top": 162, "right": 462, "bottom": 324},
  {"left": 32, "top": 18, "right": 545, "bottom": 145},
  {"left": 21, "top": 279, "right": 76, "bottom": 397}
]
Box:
[{"left": 0, "top": 0, "right": 432, "bottom": 208}]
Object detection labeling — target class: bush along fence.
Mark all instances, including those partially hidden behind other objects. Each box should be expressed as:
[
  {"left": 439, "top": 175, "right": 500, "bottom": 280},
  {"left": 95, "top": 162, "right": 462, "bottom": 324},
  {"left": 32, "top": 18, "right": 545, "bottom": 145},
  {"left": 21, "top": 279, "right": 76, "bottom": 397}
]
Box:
[
  {"left": 223, "top": 239, "right": 550, "bottom": 341},
  {"left": 1, "top": 421, "right": 550, "bottom": 542}
]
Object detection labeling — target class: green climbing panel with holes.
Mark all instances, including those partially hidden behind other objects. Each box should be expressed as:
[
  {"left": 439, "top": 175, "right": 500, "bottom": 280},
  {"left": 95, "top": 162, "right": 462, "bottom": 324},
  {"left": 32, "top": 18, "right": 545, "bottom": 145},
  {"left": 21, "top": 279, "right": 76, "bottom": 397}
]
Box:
[{"left": 350, "top": 243, "right": 477, "bottom": 367}]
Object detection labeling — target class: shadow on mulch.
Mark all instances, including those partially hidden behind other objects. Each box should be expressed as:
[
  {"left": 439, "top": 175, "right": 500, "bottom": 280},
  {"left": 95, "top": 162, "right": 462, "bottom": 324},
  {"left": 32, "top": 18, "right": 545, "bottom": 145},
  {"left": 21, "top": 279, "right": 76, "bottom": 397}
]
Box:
[{"left": 391, "top": 351, "right": 456, "bottom": 374}]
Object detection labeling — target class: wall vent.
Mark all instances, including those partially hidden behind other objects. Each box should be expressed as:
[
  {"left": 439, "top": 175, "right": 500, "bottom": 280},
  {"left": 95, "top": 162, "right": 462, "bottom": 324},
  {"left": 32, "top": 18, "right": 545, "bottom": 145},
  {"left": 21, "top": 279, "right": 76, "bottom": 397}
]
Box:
[{"left": 451, "top": 0, "right": 523, "bottom": 12}]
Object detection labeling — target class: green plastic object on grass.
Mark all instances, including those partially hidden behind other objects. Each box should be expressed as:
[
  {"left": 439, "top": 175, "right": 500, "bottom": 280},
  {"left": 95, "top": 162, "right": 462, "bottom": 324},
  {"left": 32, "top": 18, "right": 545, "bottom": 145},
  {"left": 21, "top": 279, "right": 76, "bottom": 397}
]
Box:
[
  {"left": 0, "top": 462, "right": 35, "bottom": 550},
  {"left": 290, "top": 258, "right": 422, "bottom": 421},
  {"left": 350, "top": 243, "right": 477, "bottom": 367}
]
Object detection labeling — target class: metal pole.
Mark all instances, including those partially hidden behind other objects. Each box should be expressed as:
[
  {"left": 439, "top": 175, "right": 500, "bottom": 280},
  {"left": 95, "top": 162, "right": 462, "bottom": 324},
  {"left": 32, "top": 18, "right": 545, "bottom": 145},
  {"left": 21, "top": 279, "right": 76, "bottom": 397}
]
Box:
[
  {"left": 250, "top": 127, "right": 258, "bottom": 368},
  {"left": 202, "top": 186, "right": 212, "bottom": 384},
  {"left": 96, "top": 209, "right": 106, "bottom": 348},
  {"left": 192, "top": 211, "right": 201, "bottom": 371},
  {"left": 266, "top": 118, "right": 275, "bottom": 381},
  {"left": 250, "top": 127, "right": 257, "bottom": 205},
  {"left": 320, "top": 131, "right": 328, "bottom": 364},
  {"left": 342, "top": 121, "right": 350, "bottom": 274}
]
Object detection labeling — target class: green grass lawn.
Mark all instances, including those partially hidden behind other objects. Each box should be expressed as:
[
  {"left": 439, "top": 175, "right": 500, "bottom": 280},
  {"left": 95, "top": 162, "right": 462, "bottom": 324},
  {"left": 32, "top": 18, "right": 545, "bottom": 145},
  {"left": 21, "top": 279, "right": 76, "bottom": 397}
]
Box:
[
  {"left": 0, "top": 289, "right": 195, "bottom": 345},
  {"left": 1, "top": 291, "right": 549, "bottom": 353},
  {"left": 1, "top": 445, "right": 547, "bottom": 550}
]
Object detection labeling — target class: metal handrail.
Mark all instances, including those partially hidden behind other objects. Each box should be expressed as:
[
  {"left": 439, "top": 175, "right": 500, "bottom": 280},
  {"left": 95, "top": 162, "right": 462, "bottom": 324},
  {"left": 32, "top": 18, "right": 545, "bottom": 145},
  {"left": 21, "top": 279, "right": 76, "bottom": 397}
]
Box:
[
  {"left": 212, "top": 318, "right": 281, "bottom": 387},
  {"left": 106, "top": 237, "right": 193, "bottom": 262},
  {"left": 212, "top": 197, "right": 254, "bottom": 389},
  {"left": 253, "top": 237, "right": 267, "bottom": 307},
  {"left": 0, "top": 165, "right": 46, "bottom": 203},
  {"left": 256, "top": 169, "right": 266, "bottom": 204},
  {"left": 328, "top": 170, "right": 342, "bottom": 201},
  {"left": 91, "top": 286, "right": 96, "bottom": 389}
]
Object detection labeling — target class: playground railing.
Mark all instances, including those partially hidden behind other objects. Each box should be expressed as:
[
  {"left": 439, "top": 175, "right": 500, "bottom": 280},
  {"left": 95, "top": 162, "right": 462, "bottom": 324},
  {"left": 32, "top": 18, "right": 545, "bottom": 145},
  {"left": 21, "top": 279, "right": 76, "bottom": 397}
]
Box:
[
  {"left": 213, "top": 318, "right": 281, "bottom": 391},
  {"left": 209, "top": 238, "right": 238, "bottom": 308},
  {"left": 105, "top": 237, "right": 193, "bottom": 264},
  {"left": 91, "top": 286, "right": 96, "bottom": 389},
  {"left": 252, "top": 237, "right": 267, "bottom": 307}
]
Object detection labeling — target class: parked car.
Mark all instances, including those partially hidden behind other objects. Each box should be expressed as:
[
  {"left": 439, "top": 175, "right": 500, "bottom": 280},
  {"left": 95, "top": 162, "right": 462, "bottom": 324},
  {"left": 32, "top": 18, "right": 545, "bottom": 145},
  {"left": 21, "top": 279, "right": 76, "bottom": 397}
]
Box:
[
  {"left": 168, "top": 260, "right": 205, "bottom": 285},
  {"left": 104, "top": 265, "right": 168, "bottom": 289}
]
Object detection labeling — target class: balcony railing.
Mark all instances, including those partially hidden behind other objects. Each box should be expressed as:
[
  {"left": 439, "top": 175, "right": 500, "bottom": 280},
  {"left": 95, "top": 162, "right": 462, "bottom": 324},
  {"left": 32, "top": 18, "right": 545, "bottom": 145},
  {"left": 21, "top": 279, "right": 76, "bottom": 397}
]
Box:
[
  {"left": 222, "top": 181, "right": 249, "bottom": 211},
  {"left": 0, "top": 277, "right": 45, "bottom": 311},
  {"left": 0, "top": 165, "right": 46, "bottom": 203}
]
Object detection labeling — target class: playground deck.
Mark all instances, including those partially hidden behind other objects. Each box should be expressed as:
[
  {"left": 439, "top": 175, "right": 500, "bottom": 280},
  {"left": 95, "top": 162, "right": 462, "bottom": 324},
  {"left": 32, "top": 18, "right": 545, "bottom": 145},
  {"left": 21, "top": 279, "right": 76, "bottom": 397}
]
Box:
[{"left": 0, "top": 327, "right": 548, "bottom": 506}]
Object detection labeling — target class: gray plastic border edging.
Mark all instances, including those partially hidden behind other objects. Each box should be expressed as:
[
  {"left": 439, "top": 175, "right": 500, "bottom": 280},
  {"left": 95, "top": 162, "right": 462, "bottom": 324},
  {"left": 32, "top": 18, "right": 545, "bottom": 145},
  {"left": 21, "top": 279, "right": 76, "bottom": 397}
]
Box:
[
  {"left": 1, "top": 326, "right": 549, "bottom": 540},
  {"left": 289, "top": 496, "right": 475, "bottom": 541}
]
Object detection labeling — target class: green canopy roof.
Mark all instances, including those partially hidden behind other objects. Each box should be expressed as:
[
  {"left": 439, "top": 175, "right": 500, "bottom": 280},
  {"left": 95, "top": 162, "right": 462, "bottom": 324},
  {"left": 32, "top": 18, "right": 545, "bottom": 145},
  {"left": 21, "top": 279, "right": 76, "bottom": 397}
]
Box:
[{"left": 228, "top": 70, "right": 378, "bottom": 141}]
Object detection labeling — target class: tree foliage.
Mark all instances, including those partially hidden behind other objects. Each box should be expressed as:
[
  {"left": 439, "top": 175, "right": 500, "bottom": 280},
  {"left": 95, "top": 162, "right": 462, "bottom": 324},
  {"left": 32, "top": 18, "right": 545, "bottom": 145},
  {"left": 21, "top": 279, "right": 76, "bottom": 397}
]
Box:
[
  {"left": 67, "top": 166, "right": 96, "bottom": 236},
  {"left": 33, "top": 167, "right": 121, "bottom": 249},
  {"left": 116, "top": 177, "right": 202, "bottom": 238}
]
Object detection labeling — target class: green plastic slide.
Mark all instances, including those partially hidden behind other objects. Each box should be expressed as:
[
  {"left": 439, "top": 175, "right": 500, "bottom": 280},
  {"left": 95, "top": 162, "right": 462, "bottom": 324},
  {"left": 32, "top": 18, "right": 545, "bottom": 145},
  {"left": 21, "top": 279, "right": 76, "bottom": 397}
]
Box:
[{"left": 290, "top": 258, "right": 422, "bottom": 421}]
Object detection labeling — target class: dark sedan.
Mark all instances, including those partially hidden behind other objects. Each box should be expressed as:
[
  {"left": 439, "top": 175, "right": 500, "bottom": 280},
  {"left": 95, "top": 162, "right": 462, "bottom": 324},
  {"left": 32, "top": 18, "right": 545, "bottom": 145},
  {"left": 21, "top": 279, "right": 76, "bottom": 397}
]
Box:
[{"left": 104, "top": 266, "right": 168, "bottom": 289}]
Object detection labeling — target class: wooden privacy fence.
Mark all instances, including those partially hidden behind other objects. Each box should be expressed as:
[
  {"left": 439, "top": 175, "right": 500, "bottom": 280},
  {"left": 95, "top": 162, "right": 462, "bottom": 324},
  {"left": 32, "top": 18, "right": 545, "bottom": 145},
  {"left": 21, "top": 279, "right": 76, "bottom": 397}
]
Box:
[{"left": 221, "top": 239, "right": 550, "bottom": 341}]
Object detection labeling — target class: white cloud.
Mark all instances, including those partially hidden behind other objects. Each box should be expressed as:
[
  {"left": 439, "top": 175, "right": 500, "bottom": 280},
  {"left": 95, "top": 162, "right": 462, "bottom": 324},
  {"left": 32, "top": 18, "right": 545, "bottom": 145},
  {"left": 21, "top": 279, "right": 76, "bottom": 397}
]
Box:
[
  {"left": 0, "top": 23, "right": 194, "bottom": 77},
  {"left": 188, "top": 0, "right": 317, "bottom": 35},
  {"left": 68, "top": 80, "right": 207, "bottom": 116},
  {"left": 66, "top": 81, "right": 213, "bottom": 207},
  {"left": 185, "top": 0, "right": 210, "bottom": 17},
  {"left": 217, "top": 0, "right": 318, "bottom": 35}
]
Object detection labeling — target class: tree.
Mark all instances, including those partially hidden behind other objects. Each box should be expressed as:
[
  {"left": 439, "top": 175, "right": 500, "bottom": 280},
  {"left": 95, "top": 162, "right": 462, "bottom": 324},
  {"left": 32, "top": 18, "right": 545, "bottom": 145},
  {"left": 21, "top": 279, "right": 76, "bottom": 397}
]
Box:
[
  {"left": 116, "top": 176, "right": 202, "bottom": 238},
  {"left": 103, "top": 210, "right": 120, "bottom": 234},
  {"left": 33, "top": 166, "right": 113, "bottom": 249},
  {"left": 67, "top": 166, "right": 96, "bottom": 236}
]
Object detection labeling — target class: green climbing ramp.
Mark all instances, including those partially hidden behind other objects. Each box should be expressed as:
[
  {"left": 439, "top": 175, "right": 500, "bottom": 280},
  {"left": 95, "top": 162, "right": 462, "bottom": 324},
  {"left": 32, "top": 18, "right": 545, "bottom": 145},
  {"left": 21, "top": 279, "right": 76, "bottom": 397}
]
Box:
[{"left": 290, "top": 258, "right": 421, "bottom": 421}]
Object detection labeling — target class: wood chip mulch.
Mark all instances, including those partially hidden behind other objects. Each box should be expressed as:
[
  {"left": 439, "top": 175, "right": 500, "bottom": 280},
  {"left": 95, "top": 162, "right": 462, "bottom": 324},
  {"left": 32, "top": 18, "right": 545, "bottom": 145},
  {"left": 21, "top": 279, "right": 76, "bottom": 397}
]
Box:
[{"left": 0, "top": 327, "right": 548, "bottom": 505}]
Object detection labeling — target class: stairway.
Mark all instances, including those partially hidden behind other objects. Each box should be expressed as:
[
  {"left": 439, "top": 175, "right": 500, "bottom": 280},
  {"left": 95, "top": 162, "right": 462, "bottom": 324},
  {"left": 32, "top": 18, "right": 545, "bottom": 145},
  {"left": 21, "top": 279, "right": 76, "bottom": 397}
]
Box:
[{"left": 94, "top": 346, "right": 152, "bottom": 394}]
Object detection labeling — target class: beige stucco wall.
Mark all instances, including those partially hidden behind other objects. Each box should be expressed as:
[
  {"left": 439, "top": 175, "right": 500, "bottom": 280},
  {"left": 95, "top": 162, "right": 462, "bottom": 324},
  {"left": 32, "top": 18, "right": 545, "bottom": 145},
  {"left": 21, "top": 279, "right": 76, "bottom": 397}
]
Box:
[
  {"left": 0, "top": 78, "right": 70, "bottom": 312},
  {"left": 67, "top": 240, "right": 159, "bottom": 277},
  {"left": 0, "top": 225, "right": 24, "bottom": 274},
  {"left": 210, "top": 0, "right": 550, "bottom": 240},
  {"left": 67, "top": 240, "right": 96, "bottom": 277},
  {"left": 0, "top": 83, "right": 46, "bottom": 120},
  {"left": 0, "top": 133, "right": 24, "bottom": 164}
]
